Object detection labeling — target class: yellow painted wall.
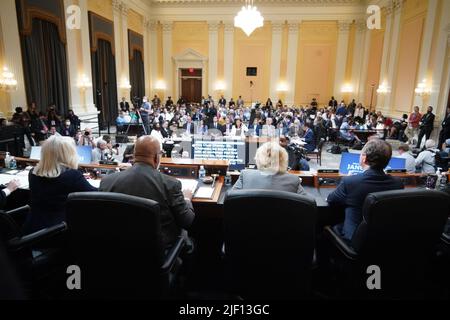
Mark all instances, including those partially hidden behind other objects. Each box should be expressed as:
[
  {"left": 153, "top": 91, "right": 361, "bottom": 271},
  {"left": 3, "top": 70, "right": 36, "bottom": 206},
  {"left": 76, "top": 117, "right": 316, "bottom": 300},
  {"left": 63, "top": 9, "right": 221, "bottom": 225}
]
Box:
[
  {"left": 0, "top": 16, "right": 9, "bottom": 114},
  {"left": 295, "top": 21, "right": 338, "bottom": 105},
  {"left": 345, "top": 22, "right": 355, "bottom": 82},
  {"left": 128, "top": 9, "right": 143, "bottom": 35},
  {"left": 278, "top": 23, "right": 288, "bottom": 102},
  {"left": 233, "top": 23, "right": 272, "bottom": 104},
  {"left": 172, "top": 22, "right": 208, "bottom": 56},
  {"left": 87, "top": 0, "right": 113, "bottom": 20},
  {"left": 427, "top": 0, "right": 442, "bottom": 80},
  {"left": 393, "top": 0, "right": 427, "bottom": 115}
]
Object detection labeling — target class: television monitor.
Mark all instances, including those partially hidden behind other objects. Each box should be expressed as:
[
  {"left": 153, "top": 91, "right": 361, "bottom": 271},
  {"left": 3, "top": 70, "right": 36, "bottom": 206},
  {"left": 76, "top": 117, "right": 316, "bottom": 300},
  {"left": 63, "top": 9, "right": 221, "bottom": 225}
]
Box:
[
  {"left": 246, "top": 67, "right": 257, "bottom": 76},
  {"left": 192, "top": 138, "right": 246, "bottom": 171},
  {"left": 339, "top": 152, "right": 406, "bottom": 175}
]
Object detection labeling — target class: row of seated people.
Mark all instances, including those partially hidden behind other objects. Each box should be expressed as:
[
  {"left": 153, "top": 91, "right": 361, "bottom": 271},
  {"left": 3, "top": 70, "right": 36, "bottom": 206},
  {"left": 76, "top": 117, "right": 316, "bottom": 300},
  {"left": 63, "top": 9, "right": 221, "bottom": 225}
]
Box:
[{"left": 1, "top": 136, "right": 449, "bottom": 298}]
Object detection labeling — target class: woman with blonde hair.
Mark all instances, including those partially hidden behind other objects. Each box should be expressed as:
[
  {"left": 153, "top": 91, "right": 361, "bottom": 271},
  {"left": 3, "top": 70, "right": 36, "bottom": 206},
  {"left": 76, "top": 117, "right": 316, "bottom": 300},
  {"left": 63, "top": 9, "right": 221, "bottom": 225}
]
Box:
[
  {"left": 232, "top": 141, "right": 307, "bottom": 195},
  {"left": 24, "top": 136, "right": 97, "bottom": 233}
]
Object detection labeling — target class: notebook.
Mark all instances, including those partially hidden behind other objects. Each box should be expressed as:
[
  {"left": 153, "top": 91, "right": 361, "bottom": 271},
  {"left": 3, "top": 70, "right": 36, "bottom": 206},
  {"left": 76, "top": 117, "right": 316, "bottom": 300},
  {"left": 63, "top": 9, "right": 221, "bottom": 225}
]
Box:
[
  {"left": 194, "top": 186, "right": 215, "bottom": 199},
  {"left": 177, "top": 178, "right": 198, "bottom": 194}
]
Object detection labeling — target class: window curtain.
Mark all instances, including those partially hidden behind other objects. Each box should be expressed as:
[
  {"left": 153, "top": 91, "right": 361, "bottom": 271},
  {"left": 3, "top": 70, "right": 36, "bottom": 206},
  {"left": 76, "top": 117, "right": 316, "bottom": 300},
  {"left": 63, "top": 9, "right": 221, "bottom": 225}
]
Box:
[
  {"left": 91, "top": 39, "right": 118, "bottom": 130},
  {"left": 21, "top": 18, "right": 69, "bottom": 115},
  {"left": 129, "top": 50, "right": 145, "bottom": 100}
]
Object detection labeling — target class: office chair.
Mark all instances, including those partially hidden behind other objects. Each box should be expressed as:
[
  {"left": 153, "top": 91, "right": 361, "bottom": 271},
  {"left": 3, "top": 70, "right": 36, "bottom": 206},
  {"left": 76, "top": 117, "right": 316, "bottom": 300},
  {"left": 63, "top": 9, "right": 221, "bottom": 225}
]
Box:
[
  {"left": 325, "top": 189, "right": 450, "bottom": 299},
  {"left": 0, "top": 205, "right": 67, "bottom": 297},
  {"left": 65, "top": 192, "right": 185, "bottom": 299},
  {"left": 223, "top": 189, "right": 317, "bottom": 299}
]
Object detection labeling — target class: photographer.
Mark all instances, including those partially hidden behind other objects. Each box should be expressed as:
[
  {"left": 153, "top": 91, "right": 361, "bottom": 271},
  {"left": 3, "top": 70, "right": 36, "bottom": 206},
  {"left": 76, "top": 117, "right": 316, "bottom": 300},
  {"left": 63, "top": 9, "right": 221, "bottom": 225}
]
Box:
[
  {"left": 280, "top": 136, "right": 310, "bottom": 171},
  {"left": 78, "top": 128, "right": 95, "bottom": 148}
]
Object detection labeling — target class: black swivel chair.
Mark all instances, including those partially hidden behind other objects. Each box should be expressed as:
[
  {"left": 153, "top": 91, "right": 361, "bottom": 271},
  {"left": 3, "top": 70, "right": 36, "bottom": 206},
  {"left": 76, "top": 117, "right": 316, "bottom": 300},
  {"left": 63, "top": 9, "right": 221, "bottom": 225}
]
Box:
[
  {"left": 0, "top": 205, "right": 67, "bottom": 297},
  {"left": 65, "top": 192, "right": 185, "bottom": 299},
  {"left": 223, "top": 189, "right": 317, "bottom": 299},
  {"left": 325, "top": 189, "right": 450, "bottom": 299}
]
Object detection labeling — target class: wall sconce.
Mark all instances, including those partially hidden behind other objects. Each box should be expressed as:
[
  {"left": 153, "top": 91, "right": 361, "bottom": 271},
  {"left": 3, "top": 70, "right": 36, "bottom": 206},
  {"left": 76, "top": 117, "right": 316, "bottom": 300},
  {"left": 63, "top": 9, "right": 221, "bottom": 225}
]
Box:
[
  {"left": 0, "top": 67, "right": 18, "bottom": 92},
  {"left": 341, "top": 83, "right": 353, "bottom": 93},
  {"left": 155, "top": 80, "right": 167, "bottom": 90},
  {"left": 215, "top": 80, "right": 226, "bottom": 91},
  {"left": 376, "top": 82, "right": 390, "bottom": 95},
  {"left": 120, "top": 77, "right": 132, "bottom": 90},
  {"left": 414, "top": 79, "right": 431, "bottom": 96},
  {"left": 78, "top": 74, "right": 92, "bottom": 91},
  {"left": 276, "top": 82, "right": 288, "bottom": 92}
]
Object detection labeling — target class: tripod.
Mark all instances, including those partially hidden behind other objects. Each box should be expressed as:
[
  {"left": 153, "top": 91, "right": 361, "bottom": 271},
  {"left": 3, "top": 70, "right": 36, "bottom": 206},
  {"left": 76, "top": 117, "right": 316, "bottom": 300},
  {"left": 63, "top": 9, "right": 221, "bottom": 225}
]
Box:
[{"left": 125, "top": 102, "right": 148, "bottom": 136}]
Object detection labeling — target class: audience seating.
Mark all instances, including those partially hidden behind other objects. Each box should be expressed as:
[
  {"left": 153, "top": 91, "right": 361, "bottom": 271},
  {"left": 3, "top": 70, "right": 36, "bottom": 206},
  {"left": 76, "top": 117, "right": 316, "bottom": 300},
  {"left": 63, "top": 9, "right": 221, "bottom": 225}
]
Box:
[
  {"left": 223, "top": 189, "right": 317, "bottom": 299},
  {"left": 65, "top": 192, "right": 185, "bottom": 299},
  {"left": 324, "top": 189, "right": 450, "bottom": 299}
]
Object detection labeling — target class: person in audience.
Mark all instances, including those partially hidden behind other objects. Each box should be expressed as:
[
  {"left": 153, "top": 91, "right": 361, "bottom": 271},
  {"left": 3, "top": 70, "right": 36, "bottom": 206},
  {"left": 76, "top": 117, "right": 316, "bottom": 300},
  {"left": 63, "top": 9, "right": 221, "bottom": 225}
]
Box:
[
  {"left": 182, "top": 116, "right": 194, "bottom": 135},
  {"left": 31, "top": 112, "right": 49, "bottom": 144},
  {"left": 91, "top": 139, "right": 108, "bottom": 163},
  {"left": 236, "top": 96, "right": 244, "bottom": 108},
  {"left": 78, "top": 128, "right": 95, "bottom": 147},
  {"left": 302, "top": 122, "right": 316, "bottom": 152},
  {"left": 166, "top": 96, "right": 174, "bottom": 107},
  {"left": 233, "top": 141, "right": 307, "bottom": 195},
  {"left": 122, "top": 143, "right": 135, "bottom": 163},
  {"left": 49, "top": 126, "right": 61, "bottom": 137},
  {"left": 196, "top": 119, "right": 209, "bottom": 135},
  {"left": 416, "top": 106, "right": 435, "bottom": 149},
  {"left": 415, "top": 139, "right": 438, "bottom": 174},
  {"left": 11, "top": 107, "right": 34, "bottom": 148},
  {"left": 327, "top": 139, "right": 404, "bottom": 241},
  {"left": 99, "top": 136, "right": 195, "bottom": 250},
  {"left": 66, "top": 109, "right": 80, "bottom": 130},
  {"left": 328, "top": 96, "right": 338, "bottom": 109},
  {"left": 354, "top": 103, "right": 365, "bottom": 119},
  {"left": 150, "top": 122, "right": 165, "bottom": 147},
  {"left": 407, "top": 106, "right": 422, "bottom": 144},
  {"left": 231, "top": 118, "right": 247, "bottom": 137},
  {"left": 261, "top": 117, "right": 276, "bottom": 137},
  {"left": 25, "top": 136, "right": 97, "bottom": 233},
  {"left": 161, "top": 121, "right": 172, "bottom": 138},
  {"left": 47, "top": 105, "right": 62, "bottom": 131},
  {"left": 340, "top": 117, "right": 360, "bottom": 145},
  {"left": 61, "top": 119, "right": 75, "bottom": 137},
  {"left": 120, "top": 97, "right": 130, "bottom": 112},
  {"left": 102, "top": 135, "right": 119, "bottom": 157},
  {"left": 218, "top": 95, "right": 226, "bottom": 107},
  {"left": 397, "top": 144, "right": 416, "bottom": 173},
  {"left": 140, "top": 96, "right": 152, "bottom": 135},
  {"left": 438, "top": 106, "right": 450, "bottom": 150}
]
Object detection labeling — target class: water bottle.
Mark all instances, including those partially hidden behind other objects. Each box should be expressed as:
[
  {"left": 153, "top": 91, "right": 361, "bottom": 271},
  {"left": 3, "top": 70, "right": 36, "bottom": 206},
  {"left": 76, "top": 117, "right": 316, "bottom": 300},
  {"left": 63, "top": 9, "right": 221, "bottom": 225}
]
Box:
[
  {"left": 9, "top": 157, "right": 17, "bottom": 170},
  {"left": 198, "top": 165, "right": 206, "bottom": 180},
  {"left": 435, "top": 168, "right": 442, "bottom": 190},
  {"left": 224, "top": 171, "right": 232, "bottom": 186},
  {"left": 4, "top": 152, "right": 11, "bottom": 169}
]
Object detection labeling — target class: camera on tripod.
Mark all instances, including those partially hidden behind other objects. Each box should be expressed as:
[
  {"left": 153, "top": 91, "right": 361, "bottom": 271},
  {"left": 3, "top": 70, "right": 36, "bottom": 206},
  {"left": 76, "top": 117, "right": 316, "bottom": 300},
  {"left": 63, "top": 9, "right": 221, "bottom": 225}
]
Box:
[{"left": 132, "top": 96, "right": 141, "bottom": 107}]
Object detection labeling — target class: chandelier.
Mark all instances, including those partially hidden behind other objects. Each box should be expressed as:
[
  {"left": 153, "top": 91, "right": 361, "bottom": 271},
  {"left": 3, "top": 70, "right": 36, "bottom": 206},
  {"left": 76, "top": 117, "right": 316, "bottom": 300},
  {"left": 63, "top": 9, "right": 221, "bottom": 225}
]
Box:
[
  {"left": 0, "top": 67, "right": 18, "bottom": 92},
  {"left": 234, "top": 0, "right": 264, "bottom": 37}
]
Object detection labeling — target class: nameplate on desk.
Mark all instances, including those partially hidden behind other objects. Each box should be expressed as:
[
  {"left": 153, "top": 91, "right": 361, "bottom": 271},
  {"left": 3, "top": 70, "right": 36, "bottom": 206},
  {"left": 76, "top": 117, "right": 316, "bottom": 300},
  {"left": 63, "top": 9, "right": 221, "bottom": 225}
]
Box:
[
  {"left": 386, "top": 169, "right": 407, "bottom": 173},
  {"left": 318, "top": 169, "right": 339, "bottom": 174}
]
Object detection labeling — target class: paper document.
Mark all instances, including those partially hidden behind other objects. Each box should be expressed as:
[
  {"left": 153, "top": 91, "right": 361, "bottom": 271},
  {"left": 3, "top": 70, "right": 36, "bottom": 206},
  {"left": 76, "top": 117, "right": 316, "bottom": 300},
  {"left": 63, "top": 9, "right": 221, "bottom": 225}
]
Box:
[
  {"left": 194, "top": 186, "right": 215, "bottom": 199},
  {"left": 0, "top": 174, "right": 29, "bottom": 189},
  {"left": 177, "top": 178, "right": 199, "bottom": 194},
  {"left": 87, "top": 179, "right": 101, "bottom": 188}
]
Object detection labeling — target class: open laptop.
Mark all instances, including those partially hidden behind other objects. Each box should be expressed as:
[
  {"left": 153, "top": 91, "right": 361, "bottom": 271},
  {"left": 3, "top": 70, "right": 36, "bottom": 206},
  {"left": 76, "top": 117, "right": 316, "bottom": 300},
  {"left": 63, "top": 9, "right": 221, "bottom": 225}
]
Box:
[{"left": 29, "top": 145, "right": 92, "bottom": 164}]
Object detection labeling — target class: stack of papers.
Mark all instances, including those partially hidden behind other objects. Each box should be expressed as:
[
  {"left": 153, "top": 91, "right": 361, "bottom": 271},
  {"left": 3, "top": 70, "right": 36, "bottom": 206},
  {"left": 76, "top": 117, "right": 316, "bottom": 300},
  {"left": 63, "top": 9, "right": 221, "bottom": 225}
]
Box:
[
  {"left": 0, "top": 173, "right": 30, "bottom": 189},
  {"left": 177, "top": 178, "right": 199, "bottom": 194},
  {"left": 194, "top": 187, "right": 215, "bottom": 199}
]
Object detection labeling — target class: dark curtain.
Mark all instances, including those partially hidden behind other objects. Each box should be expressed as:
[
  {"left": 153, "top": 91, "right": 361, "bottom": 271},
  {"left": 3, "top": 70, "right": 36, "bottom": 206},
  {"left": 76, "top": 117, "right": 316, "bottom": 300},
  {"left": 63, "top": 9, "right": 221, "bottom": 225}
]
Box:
[
  {"left": 91, "top": 40, "right": 118, "bottom": 129},
  {"left": 129, "top": 50, "right": 145, "bottom": 100},
  {"left": 21, "top": 18, "right": 69, "bottom": 115}
]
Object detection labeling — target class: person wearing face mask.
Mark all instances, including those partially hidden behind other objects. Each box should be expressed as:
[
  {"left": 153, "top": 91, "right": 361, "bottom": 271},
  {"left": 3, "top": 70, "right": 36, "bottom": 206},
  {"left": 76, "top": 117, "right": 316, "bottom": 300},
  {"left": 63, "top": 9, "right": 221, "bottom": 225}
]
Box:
[
  {"left": 140, "top": 96, "right": 152, "bottom": 135},
  {"left": 61, "top": 120, "right": 75, "bottom": 137},
  {"left": 99, "top": 136, "right": 195, "bottom": 249}
]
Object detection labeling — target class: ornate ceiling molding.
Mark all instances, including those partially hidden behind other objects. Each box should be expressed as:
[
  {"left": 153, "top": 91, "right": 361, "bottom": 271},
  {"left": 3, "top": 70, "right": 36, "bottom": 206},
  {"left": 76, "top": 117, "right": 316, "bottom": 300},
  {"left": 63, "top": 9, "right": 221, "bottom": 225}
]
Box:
[{"left": 151, "top": 0, "right": 363, "bottom": 6}]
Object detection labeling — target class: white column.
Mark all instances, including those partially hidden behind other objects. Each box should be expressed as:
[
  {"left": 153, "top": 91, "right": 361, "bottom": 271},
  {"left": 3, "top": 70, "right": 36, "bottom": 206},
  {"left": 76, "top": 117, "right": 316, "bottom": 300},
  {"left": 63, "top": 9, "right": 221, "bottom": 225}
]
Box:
[
  {"left": 112, "top": 0, "right": 123, "bottom": 103},
  {"left": 351, "top": 20, "right": 366, "bottom": 101},
  {"left": 78, "top": 0, "right": 97, "bottom": 128},
  {"left": 120, "top": 2, "right": 130, "bottom": 99},
  {"left": 148, "top": 21, "right": 158, "bottom": 97},
  {"left": 223, "top": 22, "right": 234, "bottom": 100},
  {"left": 358, "top": 27, "right": 372, "bottom": 103},
  {"left": 413, "top": 0, "right": 438, "bottom": 106},
  {"left": 208, "top": 21, "right": 219, "bottom": 97},
  {"left": 378, "top": 5, "right": 393, "bottom": 90},
  {"left": 143, "top": 18, "right": 151, "bottom": 96},
  {"left": 333, "top": 21, "right": 351, "bottom": 102},
  {"left": 429, "top": 0, "right": 450, "bottom": 119},
  {"left": 0, "top": 0, "right": 26, "bottom": 112},
  {"left": 162, "top": 21, "right": 173, "bottom": 97},
  {"left": 286, "top": 21, "right": 299, "bottom": 106},
  {"left": 383, "top": 0, "right": 403, "bottom": 111},
  {"left": 269, "top": 21, "right": 283, "bottom": 103}
]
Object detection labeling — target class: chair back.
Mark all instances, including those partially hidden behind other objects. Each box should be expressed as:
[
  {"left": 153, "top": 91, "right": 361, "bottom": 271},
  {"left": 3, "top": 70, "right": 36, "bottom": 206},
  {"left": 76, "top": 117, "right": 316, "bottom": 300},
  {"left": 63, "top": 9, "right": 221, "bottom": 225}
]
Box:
[
  {"left": 224, "top": 189, "right": 317, "bottom": 299},
  {"left": 65, "top": 192, "right": 165, "bottom": 299}
]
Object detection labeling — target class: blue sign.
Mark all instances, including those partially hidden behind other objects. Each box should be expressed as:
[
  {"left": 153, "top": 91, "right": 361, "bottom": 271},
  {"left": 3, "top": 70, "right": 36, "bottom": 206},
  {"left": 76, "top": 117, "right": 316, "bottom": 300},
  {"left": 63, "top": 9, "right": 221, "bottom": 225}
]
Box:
[{"left": 339, "top": 152, "right": 406, "bottom": 175}]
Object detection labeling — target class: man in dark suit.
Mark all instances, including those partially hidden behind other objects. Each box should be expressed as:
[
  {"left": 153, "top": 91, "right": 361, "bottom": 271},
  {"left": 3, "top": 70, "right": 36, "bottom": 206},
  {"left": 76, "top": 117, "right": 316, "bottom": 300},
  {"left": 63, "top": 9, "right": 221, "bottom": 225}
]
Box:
[
  {"left": 120, "top": 97, "right": 130, "bottom": 112},
  {"left": 438, "top": 106, "right": 450, "bottom": 150},
  {"left": 302, "top": 122, "right": 316, "bottom": 152},
  {"left": 99, "top": 136, "right": 195, "bottom": 249},
  {"left": 417, "top": 106, "right": 435, "bottom": 149},
  {"left": 183, "top": 116, "right": 195, "bottom": 135},
  {"left": 0, "top": 179, "right": 20, "bottom": 208},
  {"left": 209, "top": 116, "right": 223, "bottom": 133},
  {"left": 327, "top": 139, "right": 404, "bottom": 241},
  {"left": 328, "top": 96, "right": 338, "bottom": 109},
  {"left": 218, "top": 95, "right": 226, "bottom": 107}
]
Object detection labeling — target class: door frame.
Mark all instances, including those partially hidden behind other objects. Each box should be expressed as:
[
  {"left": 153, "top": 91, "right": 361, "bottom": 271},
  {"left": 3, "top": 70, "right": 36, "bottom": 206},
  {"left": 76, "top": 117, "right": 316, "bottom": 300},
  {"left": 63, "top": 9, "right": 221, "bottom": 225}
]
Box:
[{"left": 173, "top": 48, "right": 208, "bottom": 101}]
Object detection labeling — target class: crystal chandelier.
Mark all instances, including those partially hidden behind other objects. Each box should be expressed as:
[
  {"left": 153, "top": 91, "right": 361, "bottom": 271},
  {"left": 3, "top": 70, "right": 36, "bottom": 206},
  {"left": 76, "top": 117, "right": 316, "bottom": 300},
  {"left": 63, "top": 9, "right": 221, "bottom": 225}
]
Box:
[
  {"left": 0, "top": 67, "right": 18, "bottom": 92},
  {"left": 234, "top": 0, "right": 264, "bottom": 37}
]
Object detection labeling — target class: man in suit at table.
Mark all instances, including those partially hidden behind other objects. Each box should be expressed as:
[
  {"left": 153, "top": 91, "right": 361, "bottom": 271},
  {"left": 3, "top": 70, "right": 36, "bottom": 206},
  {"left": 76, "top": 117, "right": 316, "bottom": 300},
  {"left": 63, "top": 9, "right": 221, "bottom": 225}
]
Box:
[
  {"left": 99, "top": 136, "right": 195, "bottom": 249},
  {"left": 183, "top": 116, "right": 195, "bottom": 135},
  {"left": 327, "top": 139, "right": 404, "bottom": 242}
]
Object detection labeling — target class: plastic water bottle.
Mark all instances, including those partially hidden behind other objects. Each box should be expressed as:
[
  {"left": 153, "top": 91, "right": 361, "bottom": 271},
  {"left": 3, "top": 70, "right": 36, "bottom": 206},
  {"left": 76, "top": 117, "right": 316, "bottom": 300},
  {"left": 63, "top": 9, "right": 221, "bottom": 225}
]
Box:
[
  {"left": 4, "top": 152, "right": 11, "bottom": 169},
  {"left": 199, "top": 165, "right": 206, "bottom": 180},
  {"left": 435, "top": 168, "right": 442, "bottom": 190},
  {"left": 224, "top": 171, "right": 232, "bottom": 186},
  {"left": 9, "top": 157, "right": 17, "bottom": 170}
]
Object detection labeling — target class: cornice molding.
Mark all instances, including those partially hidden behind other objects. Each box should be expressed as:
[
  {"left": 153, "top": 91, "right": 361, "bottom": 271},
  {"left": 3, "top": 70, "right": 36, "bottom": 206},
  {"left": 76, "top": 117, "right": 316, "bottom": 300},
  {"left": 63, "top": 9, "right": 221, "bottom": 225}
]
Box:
[{"left": 151, "top": 0, "right": 362, "bottom": 6}]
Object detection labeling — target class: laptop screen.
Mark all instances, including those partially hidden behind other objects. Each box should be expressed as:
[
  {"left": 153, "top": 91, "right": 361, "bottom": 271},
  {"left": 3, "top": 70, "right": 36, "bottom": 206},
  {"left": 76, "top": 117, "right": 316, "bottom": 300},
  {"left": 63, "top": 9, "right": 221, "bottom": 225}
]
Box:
[
  {"left": 29, "top": 145, "right": 92, "bottom": 164},
  {"left": 339, "top": 152, "right": 406, "bottom": 175}
]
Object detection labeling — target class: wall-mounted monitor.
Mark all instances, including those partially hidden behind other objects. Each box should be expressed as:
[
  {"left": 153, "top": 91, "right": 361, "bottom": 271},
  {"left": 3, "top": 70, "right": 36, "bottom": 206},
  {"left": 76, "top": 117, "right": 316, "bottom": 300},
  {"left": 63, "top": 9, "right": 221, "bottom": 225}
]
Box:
[{"left": 246, "top": 67, "right": 257, "bottom": 76}]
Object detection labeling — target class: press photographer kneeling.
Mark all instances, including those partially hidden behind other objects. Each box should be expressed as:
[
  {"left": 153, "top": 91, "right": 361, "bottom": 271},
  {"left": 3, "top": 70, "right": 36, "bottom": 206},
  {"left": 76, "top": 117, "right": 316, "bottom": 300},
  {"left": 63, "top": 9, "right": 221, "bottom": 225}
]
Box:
[{"left": 280, "top": 136, "right": 310, "bottom": 171}]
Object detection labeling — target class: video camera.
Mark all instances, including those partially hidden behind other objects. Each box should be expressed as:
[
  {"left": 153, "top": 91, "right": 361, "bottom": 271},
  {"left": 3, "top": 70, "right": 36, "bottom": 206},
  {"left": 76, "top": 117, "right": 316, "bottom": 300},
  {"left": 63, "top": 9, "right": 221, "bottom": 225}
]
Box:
[{"left": 132, "top": 96, "right": 141, "bottom": 107}]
